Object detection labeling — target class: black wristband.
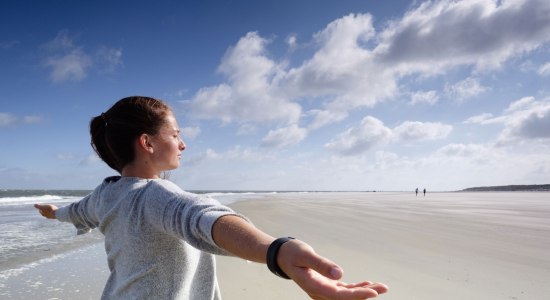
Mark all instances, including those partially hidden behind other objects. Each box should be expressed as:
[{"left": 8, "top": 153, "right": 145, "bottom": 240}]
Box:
[{"left": 266, "top": 237, "right": 295, "bottom": 279}]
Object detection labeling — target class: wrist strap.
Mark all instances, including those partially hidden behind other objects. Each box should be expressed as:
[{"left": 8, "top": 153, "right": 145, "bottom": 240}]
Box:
[{"left": 266, "top": 237, "right": 295, "bottom": 279}]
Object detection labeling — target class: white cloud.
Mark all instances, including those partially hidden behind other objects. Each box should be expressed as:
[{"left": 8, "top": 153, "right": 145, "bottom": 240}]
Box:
[
  {"left": 425, "top": 143, "right": 520, "bottom": 187},
  {"left": 224, "top": 146, "right": 274, "bottom": 161},
  {"left": 286, "top": 34, "right": 298, "bottom": 51},
  {"left": 468, "top": 97, "right": 550, "bottom": 144},
  {"left": 445, "top": 77, "right": 489, "bottom": 102},
  {"left": 307, "top": 109, "right": 348, "bottom": 130},
  {"left": 325, "top": 116, "right": 392, "bottom": 155},
  {"left": 43, "top": 31, "right": 74, "bottom": 50},
  {"left": 22, "top": 115, "right": 43, "bottom": 124},
  {"left": 505, "top": 96, "right": 535, "bottom": 112},
  {"left": 463, "top": 113, "right": 494, "bottom": 124},
  {"left": 538, "top": 62, "right": 550, "bottom": 76},
  {"left": 183, "top": 148, "right": 220, "bottom": 167},
  {"left": 80, "top": 153, "right": 102, "bottom": 166},
  {"left": 237, "top": 123, "right": 258, "bottom": 135},
  {"left": 461, "top": 97, "right": 550, "bottom": 144},
  {"left": 305, "top": 141, "right": 547, "bottom": 190},
  {"left": 374, "top": 151, "right": 414, "bottom": 170},
  {"left": 430, "top": 143, "right": 550, "bottom": 187},
  {"left": 284, "top": 14, "right": 397, "bottom": 114},
  {"left": 376, "top": 0, "right": 550, "bottom": 71},
  {"left": 326, "top": 116, "right": 453, "bottom": 156},
  {"left": 45, "top": 48, "right": 92, "bottom": 83},
  {"left": 181, "top": 126, "right": 201, "bottom": 140},
  {"left": 96, "top": 46, "right": 123, "bottom": 73},
  {"left": 303, "top": 0, "right": 550, "bottom": 113},
  {"left": 516, "top": 109, "right": 550, "bottom": 139},
  {"left": 57, "top": 153, "right": 75, "bottom": 160},
  {"left": 184, "top": 146, "right": 274, "bottom": 166},
  {"left": 436, "top": 143, "right": 492, "bottom": 158},
  {"left": 0, "top": 113, "right": 17, "bottom": 126},
  {"left": 499, "top": 101, "right": 550, "bottom": 142},
  {"left": 409, "top": 90, "right": 438, "bottom": 105},
  {"left": 393, "top": 121, "right": 453, "bottom": 142},
  {"left": 183, "top": 0, "right": 550, "bottom": 139},
  {"left": 0, "top": 113, "right": 43, "bottom": 127},
  {"left": 182, "top": 32, "right": 301, "bottom": 125},
  {"left": 42, "top": 31, "right": 122, "bottom": 83},
  {"left": 261, "top": 124, "right": 307, "bottom": 148}
]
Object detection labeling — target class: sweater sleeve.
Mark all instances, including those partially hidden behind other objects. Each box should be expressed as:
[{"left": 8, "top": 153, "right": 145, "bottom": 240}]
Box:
[
  {"left": 145, "top": 181, "right": 248, "bottom": 255},
  {"left": 55, "top": 187, "right": 101, "bottom": 235}
]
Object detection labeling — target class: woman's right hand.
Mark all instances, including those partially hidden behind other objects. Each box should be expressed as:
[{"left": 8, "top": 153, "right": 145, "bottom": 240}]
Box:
[{"left": 34, "top": 204, "right": 59, "bottom": 219}]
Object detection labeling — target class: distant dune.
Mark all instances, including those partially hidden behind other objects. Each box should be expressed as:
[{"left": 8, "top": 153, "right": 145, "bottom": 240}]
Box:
[{"left": 461, "top": 184, "right": 550, "bottom": 192}]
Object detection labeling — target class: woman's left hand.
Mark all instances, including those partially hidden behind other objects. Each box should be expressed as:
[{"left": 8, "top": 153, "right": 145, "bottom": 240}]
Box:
[{"left": 277, "top": 239, "right": 389, "bottom": 300}]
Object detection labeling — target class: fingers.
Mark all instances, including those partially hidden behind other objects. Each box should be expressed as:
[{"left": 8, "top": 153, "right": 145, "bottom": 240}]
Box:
[
  {"left": 368, "top": 283, "right": 389, "bottom": 295},
  {"left": 319, "top": 282, "right": 388, "bottom": 300},
  {"left": 281, "top": 240, "right": 343, "bottom": 280},
  {"left": 34, "top": 204, "right": 47, "bottom": 213},
  {"left": 34, "top": 203, "right": 57, "bottom": 219},
  {"left": 305, "top": 251, "right": 343, "bottom": 280},
  {"left": 34, "top": 203, "right": 51, "bottom": 213},
  {"left": 337, "top": 281, "right": 373, "bottom": 288},
  {"left": 338, "top": 282, "right": 389, "bottom": 295},
  {"left": 297, "top": 268, "right": 386, "bottom": 300}
]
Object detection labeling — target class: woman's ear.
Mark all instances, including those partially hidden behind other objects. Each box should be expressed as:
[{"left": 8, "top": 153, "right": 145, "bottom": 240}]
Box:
[{"left": 138, "top": 134, "right": 155, "bottom": 154}]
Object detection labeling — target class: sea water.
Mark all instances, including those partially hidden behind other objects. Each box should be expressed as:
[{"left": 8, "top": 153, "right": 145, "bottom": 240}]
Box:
[
  {"left": 0, "top": 191, "right": 95, "bottom": 271},
  {"left": 0, "top": 189, "right": 274, "bottom": 275}
]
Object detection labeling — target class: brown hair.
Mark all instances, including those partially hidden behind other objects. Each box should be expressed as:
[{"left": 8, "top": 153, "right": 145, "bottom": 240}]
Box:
[{"left": 90, "top": 96, "right": 171, "bottom": 173}]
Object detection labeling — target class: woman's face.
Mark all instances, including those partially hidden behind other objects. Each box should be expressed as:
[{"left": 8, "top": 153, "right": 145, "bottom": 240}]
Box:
[{"left": 149, "top": 112, "right": 186, "bottom": 172}]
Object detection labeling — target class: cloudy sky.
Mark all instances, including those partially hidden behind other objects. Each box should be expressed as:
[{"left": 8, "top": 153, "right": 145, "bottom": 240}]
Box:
[{"left": 1, "top": 0, "right": 550, "bottom": 191}]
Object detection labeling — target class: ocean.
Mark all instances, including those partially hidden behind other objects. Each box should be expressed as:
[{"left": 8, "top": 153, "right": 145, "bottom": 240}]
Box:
[{"left": 0, "top": 189, "right": 275, "bottom": 289}]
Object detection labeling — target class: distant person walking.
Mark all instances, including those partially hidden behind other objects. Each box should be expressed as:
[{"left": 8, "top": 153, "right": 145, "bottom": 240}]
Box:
[
  {"left": 415, "top": 188, "right": 419, "bottom": 196},
  {"left": 423, "top": 188, "right": 426, "bottom": 196}
]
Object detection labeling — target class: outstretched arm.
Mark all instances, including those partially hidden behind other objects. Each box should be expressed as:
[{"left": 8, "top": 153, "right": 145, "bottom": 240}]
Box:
[
  {"left": 34, "top": 204, "right": 58, "bottom": 219},
  {"left": 212, "top": 215, "right": 388, "bottom": 300}
]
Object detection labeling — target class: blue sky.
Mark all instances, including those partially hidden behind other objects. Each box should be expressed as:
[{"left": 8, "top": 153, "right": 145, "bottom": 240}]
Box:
[{"left": 1, "top": 0, "right": 550, "bottom": 191}]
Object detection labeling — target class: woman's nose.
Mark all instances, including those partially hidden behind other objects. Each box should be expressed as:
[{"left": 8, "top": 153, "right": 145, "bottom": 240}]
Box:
[{"left": 179, "top": 139, "right": 186, "bottom": 151}]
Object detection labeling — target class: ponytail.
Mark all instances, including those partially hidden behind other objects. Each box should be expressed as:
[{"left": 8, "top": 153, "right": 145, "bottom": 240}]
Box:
[{"left": 90, "top": 114, "right": 120, "bottom": 172}]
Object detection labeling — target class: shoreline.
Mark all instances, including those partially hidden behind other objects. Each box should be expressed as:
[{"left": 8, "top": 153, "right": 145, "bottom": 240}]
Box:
[
  {"left": 0, "top": 230, "right": 103, "bottom": 272},
  {"left": 0, "top": 242, "right": 108, "bottom": 300}
]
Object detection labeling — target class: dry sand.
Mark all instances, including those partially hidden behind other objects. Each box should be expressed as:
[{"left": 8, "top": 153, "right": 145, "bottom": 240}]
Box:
[
  {"left": 2, "top": 192, "right": 549, "bottom": 300},
  {"left": 217, "top": 192, "right": 550, "bottom": 300}
]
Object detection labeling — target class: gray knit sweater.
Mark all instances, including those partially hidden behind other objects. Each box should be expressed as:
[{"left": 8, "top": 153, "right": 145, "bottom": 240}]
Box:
[{"left": 55, "top": 176, "right": 240, "bottom": 300}]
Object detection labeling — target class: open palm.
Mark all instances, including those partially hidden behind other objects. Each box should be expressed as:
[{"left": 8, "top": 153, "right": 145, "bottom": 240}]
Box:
[{"left": 279, "top": 240, "right": 388, "bottom": 300}]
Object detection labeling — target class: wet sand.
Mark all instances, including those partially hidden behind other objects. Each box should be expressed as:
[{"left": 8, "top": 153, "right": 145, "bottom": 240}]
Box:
[
  {"left": 2, "top": 192, "right": 549, "bottom": 299},
  {"left": 0, "top": 243, "right": 108, "bottom": 299}
]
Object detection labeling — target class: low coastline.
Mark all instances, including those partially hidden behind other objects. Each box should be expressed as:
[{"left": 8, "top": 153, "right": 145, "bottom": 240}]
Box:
[
  {"left": 2, "top": 191, "right": 549, "bottom": 299},
  {"left": 460, "top": 184, "right": 550, "bottom": 192}
]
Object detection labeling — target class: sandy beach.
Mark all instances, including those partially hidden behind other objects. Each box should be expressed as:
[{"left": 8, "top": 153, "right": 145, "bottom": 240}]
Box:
[
  {"left": 218, "top": 192, "right": 550, "bottom": 300},
  {"left": 2, "top": 192, "right": 549, "bottom": 299}
]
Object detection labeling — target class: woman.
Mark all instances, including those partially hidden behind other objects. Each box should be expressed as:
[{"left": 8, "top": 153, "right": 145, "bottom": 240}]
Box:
[{"left": 35, "top": 96, "right": 388, "bottom": 299}]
